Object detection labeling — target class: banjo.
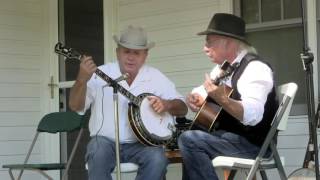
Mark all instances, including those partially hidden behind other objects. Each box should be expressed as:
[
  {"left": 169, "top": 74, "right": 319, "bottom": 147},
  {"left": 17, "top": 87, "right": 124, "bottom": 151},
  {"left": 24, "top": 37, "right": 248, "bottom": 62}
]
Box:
[{"left": 54, "top": 42, "right": 175, "bottom": 146}]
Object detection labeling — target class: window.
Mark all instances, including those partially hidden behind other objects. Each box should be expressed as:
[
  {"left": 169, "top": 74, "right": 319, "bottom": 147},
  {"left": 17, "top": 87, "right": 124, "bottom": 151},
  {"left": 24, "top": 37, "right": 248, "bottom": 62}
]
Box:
[{"left": 235, "top": 0, "right": 306, "bottom": 115}]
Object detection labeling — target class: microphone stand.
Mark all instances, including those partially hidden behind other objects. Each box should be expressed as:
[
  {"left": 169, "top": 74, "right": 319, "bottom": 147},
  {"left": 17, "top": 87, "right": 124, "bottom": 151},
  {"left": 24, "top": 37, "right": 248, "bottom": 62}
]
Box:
[
  {"left": 113, "top": 85, "right": 121, "bottom": 180},
  {"left": 300, "top": 0, "right": 320, "bottom": 179},
  {"left": 108, "top": 74, "right": 128, "bottom": 180}
]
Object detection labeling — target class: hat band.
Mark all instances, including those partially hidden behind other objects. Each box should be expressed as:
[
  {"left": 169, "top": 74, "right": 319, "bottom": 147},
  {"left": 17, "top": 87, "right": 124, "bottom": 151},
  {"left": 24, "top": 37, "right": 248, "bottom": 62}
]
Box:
[{"left": 120, "top": 40, "right": 146, "bottom": 47}]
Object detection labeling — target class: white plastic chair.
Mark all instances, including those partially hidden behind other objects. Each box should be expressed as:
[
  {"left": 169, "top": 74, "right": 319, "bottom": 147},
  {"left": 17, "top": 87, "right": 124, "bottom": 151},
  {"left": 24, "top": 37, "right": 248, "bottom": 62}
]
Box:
[
  {"left": 212, "top": 82, "right": 298, "bottom": 180},
  {"left": 113, "top": 163, "right": 139, "bottom": 173},
  {"left": 85, "top": 162, "right": 139, "bottom": 177}
]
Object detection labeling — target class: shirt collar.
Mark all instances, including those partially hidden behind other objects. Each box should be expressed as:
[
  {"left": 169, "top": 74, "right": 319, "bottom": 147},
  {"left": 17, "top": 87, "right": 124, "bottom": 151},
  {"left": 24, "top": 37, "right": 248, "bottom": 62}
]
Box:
[{"left": 233, "top": 50, "right": 248, "bottom": 64}]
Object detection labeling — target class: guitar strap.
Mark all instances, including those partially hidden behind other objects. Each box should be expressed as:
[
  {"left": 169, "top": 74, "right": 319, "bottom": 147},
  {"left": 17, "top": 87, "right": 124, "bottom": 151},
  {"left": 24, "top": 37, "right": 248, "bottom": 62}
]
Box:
[{"left": 231, "top": 53, "right": 274, "bottom": 99}]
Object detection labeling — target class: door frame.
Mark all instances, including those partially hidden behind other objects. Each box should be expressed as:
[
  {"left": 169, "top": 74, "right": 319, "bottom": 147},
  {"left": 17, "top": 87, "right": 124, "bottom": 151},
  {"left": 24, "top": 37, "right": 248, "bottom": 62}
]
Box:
[{"left": 41, "top": 0, "right": 60, "bottom": 179}]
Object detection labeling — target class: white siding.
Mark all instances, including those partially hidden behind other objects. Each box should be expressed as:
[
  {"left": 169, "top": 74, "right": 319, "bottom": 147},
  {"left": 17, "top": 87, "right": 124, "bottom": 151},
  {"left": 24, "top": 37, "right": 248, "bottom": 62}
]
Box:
[
  {"left": 278, "top": 115, "right": 319, "bottom": 177},
  {"left": 0, "top": 0, "right": 57, "bottom": 179},
  {"left": 118, "top": 0, "right": 222, "bottom": 102}
]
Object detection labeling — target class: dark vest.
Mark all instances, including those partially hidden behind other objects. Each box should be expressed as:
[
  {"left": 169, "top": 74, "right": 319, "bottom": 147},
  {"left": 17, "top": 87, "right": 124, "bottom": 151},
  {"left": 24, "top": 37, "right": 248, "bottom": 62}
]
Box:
[{"left": 216, "top": 53, "right": 279, "bottom": 146}]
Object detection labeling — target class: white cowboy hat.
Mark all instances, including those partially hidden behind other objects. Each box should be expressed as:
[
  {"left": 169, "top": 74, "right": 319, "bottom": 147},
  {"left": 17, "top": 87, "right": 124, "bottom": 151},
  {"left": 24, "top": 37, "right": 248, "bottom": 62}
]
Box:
[{"left": 113, "top": 25, "right": 155, "bottom": 50}]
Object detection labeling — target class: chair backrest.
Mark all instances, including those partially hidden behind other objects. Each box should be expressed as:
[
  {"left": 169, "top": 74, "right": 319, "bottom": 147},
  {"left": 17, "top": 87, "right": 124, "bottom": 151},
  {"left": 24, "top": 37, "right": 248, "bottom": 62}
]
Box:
[
  {"left": 243, "top": 82, "right": 298, "bottom": 180},
  {"left": 276, "top": 82, "right": 298, "bottom": 131},
  {"left": 37, "top": 111, "right": 86, "bottom": 133}
]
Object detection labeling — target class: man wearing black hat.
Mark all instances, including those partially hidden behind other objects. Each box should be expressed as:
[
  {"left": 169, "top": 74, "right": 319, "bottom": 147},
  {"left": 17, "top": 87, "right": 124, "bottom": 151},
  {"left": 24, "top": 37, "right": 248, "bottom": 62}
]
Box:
[{"left": 178, "top": 13, "right": 278, "bottom": 179}]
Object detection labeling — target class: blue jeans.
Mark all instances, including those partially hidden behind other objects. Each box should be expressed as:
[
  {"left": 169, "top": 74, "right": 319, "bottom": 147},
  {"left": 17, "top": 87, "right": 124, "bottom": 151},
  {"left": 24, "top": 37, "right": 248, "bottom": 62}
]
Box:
[
  {"left": 86, "top": 136, "right": 168, "bottom": 180},
  {"left": 178, "top": 130, "right": 261, "bottom": 180}
]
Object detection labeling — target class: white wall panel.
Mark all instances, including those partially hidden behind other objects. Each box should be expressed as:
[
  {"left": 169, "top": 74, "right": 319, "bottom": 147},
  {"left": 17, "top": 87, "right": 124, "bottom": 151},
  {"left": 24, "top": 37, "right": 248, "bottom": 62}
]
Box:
[
  {"left": 148, "top": 40, "right": 203, "bottom": 60},
  {"left": 120, "top": 6, "right": 215, "bottom": 29},
  {"left": 0, "top": 84, "right": 40, "bottom": 98},
  {"left": 148, "top": 53, "right": 210, "bottom": 71},
  {"left": 0, "top": 154, "right": 41, "bottom": 167},
  {"left": 0, "top": 40, "right": 41, "bottom": 55},
  {"left": 0, "top": 112, "right": 38, "bottom": 126},
  {"left": 0, "top": 70, "right": 40, "bottom": 83},
  {"left": 0, "top": 141, "right": 40, "bottom": 155},
  {"left": 0, "top": 98, "right": 39, "bottom": 111},
  {"left": 0, "top": 54, "right": 40, "bottom": 70},
  {"left": 277, "top": 115, "right": 318, "bottom": 177},
  {"left": 0, "top": 0, "right": 56, "bottom": 179},
  {"left": 119, "top": 0, "right": 219, "bottom": 20},
  {"left": 0, "top": 127, "right": 35, "bottom": 141},
  {"left": 0, "top": 171, "right": 45, "bottom": 180},
  {"left": 0, "top": 0, "right": 41, "bottom": 13}
]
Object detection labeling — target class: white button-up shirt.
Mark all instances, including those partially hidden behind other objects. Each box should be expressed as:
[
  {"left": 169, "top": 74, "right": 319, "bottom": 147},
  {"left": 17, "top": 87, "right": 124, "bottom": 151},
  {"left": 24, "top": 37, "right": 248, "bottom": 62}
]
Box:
[
  {"left": 79, "top": 62, "right": 184, "bottom": 143},
  {"left": 192, "top": 51, "right": 274, "bottom": 125}
]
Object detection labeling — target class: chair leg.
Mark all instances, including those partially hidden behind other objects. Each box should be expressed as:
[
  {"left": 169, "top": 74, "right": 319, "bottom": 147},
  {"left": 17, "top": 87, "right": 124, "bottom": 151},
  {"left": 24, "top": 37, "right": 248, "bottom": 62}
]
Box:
[
  {"left": 270, "top": 143, "right": 287, "bottom": 180},
  {"left": 33, "top": 169, "right": 53, "bottom": 180},
  {"left": 260, "top": 170, "right": 268, "bottom": 180},
  {"left": 17, "top": 132, "right": 40, "bottom": 180},
  {"left": 222, "top": 169, "right": 260, "bottom": 180},
  {"left": 243, "top": 171, "right": 258, "bottom": 180},
  {"left": 8, "top": 169, "right": 15, "bottom": 180},
  {"left": 227, "top": 170, "right": 237, "bottom": 180},
  {"left": 223, "top": 170, "right": 230, "bottom": 180},
  {"left": 62, "top": 128, "right": 84, "bottom": 180}
]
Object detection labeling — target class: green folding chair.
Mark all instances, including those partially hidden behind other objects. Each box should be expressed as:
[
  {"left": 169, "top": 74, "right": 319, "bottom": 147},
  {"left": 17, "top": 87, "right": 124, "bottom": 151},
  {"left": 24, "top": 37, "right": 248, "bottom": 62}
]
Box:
[{"left": 2, "top": 111, "right": 86, "bottom": 180}]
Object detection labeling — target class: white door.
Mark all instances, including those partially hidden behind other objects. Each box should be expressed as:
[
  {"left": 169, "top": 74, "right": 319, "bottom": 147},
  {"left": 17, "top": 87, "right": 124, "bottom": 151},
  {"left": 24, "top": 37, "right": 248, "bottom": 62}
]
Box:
[{"left": 41, "top": 0, "right": 61, "bottom": 179}]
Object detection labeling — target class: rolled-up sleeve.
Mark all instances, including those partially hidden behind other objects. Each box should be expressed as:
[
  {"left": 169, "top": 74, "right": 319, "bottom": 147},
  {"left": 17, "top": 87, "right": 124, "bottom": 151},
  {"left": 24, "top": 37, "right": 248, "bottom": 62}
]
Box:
[
  {"left": 238, "top": 61, "right": 273, "bottom": 126},
  {"left": 76, "top": 77, "right": 96, "bottom": 115}
]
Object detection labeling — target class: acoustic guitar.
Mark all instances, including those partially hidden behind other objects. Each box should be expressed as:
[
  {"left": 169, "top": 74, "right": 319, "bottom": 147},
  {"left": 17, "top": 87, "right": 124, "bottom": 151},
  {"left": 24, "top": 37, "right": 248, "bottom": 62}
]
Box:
[{"left": 190, "top": 61, "right": 239, "bottom": 131}]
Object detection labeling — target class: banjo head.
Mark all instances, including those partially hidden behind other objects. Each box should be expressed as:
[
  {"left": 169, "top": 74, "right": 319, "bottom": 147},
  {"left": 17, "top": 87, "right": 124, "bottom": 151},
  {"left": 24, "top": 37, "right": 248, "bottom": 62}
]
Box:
[{"left": 139, "top": 97, "right": 174, "bottom": 140}]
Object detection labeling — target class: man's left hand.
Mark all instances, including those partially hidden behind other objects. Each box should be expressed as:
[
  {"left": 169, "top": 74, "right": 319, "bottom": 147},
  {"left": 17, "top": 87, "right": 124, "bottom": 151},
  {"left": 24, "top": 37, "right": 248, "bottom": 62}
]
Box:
[{"left": 203, "top": 74, "right": 228, "bottom": 103}]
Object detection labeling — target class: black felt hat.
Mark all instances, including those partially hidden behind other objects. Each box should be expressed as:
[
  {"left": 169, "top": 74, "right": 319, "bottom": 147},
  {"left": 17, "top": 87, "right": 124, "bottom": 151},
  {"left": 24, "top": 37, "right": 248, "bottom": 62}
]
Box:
[{"left": 198, "top": 13, "right": 248, "bottom": 44}]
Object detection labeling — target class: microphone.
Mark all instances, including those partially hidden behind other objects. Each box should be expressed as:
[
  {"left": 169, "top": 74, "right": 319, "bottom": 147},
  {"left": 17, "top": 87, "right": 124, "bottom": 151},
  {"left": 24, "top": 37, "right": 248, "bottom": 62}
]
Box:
[{"left": 114, "top": 73, "right": 129, "bottom": 82}]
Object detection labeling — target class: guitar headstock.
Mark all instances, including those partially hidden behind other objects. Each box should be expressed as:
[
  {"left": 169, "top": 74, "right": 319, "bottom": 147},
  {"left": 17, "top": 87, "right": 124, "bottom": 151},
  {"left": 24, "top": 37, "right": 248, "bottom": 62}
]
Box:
[
  {"left": 224, "top": 62, "right": 239, "bottom": 76},
  {"left": 214, "top": 61, "right": 240, "bottom": 85},
  {"left": 54, "top": 42, "right": 81, "bottom": 60}
]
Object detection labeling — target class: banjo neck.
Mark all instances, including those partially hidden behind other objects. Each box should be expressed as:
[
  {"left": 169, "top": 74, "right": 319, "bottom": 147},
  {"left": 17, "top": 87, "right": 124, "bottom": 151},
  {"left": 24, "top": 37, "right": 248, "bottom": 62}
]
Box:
[
  {"left": 94, "top": 69, "right": 141, "bottom": 105},
  {"left": 54, "top": 42, "right": 141, "bottom": 105}
]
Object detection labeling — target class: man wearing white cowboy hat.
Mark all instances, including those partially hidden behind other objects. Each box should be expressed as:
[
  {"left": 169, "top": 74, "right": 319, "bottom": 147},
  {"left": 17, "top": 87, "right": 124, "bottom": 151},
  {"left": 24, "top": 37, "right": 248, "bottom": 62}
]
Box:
[
  {"left": 178, "top": 13, "right": 278, "bottom": 179},
  {"left": 69, "top": 25, "right": 188, "bottom": 180}
]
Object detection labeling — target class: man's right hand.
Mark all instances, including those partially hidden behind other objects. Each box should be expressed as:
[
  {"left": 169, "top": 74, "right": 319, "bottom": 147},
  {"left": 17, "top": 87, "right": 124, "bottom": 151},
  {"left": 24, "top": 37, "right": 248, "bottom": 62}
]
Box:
[
  {"left": 77, "top": 55, "right": 97, "bottom": 83},
  {"left": 186, "top": 93, "right": 204, "bottom": 112}
]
